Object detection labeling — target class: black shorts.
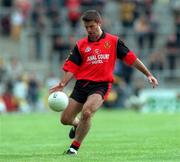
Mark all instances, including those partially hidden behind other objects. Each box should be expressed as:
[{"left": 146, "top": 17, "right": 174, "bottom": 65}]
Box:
[{"left": 70, "top": 80, "right": 112, "bottom": 104}]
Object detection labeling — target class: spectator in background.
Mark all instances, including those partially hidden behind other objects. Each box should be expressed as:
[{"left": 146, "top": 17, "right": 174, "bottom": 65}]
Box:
[
  {"left": 143, "top": 0, "right": 154, "bottom": 17},
  {"left": 166, "top": 34, "right": 178, "bottom": 74},
  {"left": 66, "top": 0, "right": 81, "bottom": 30},
  {"left": 119, "top": 0, "right": 136, "bottom": 33},
  {"left": 48, "top": 3, "right": 61, "bottom": 26},
  {"left": 49, "top": 3, "right": 64, "bottom": 56},
  {"left": 0, "top": 57, "right": 8, "bottom": 95},
  {"left": 14, "top": 0, "right": 31, "bottom": 22},
  {"left": 2, "top": 80, "right": 19, "bottom": 112},
  {"left": 0, "top": 13, "right": 11, "bottom": 36},
  {"left": 175, "top": 14, "right": 180, "bottom": 45},
  {"left": 147, "top": 14, "right": 158, "bottom": 50},
  {"left": 52, "top": 35, "right": 70, "bottom": 62},
  {"left": 31, "top": 2, "right": 46, "bottom": 60},
  {"left": 134, "top": 0, "right": 154, "bottom": 18},
  {"left": 13, "top": 75, "right": 30, "bottom": 112},
  {"left": 0, "top": 57, "right": 8, "bottom": 83},
  {"left": 10, "top": 8, "right": 24, "bottom": 40},
  {"left": 1, "top": 0, "right": 13, "bottom": 7},
  {"left": 94, "top": 0, "right": 106, "bottom": 13},
  {"left": 0, "top": 57, "right": 8, "bottom": 88},
  {"left": 170, "top": 0, "right": 180, "bottom": 17},
  {"left": 27, "top": 73, "right": 39, "bottom": 111},
  {"left": 49, "top": 4, "right": 63, "bottom": 48},
  {"left": 134, "top": 15, "right": 149, "bottom": 51},
  {"left": 149, "top": 50, "right": 165, "bottom": 72},
  {"left": 7, "top": 56, "right": 23, "bottom": 82},
  {"left": 80, "top": 0, "right": 95, "bottom": 12},
  {"left": 51, "top": 35, "right": 70, "bottom": 74}
]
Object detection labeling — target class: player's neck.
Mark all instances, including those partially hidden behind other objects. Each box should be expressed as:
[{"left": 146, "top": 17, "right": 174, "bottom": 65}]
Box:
[
  {"left": 89, "top": 29, "right": 103, "bottom": 42},
  {"left": 96, "top": 29, "right": 103, "bottom": 40}
]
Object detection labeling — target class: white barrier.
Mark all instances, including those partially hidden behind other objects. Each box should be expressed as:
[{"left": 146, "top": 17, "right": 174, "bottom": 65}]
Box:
[{"left": 139, "top": 89, "right": 180, "bottom": 113}]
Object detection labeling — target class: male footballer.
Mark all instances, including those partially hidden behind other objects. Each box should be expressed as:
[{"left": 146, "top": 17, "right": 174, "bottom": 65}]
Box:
[{"left": 50, "top": 10, "right": 158, "bottom": 155}]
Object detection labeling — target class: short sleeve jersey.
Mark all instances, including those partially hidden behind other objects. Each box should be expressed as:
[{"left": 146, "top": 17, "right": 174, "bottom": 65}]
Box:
[{"left": 63, "top": 32, "right": 137, "bottom": 82}]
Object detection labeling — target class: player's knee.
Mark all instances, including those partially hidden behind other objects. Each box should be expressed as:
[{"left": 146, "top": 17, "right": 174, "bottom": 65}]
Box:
[
  {"left": 82, "top": 110, "right": 92, "bottom": 121},
  {"left": 60, "top": 115, "right": 71, "bottom": 125}
]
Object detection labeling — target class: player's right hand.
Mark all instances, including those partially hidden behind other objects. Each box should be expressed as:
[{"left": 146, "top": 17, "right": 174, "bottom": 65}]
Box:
[{"left": 49, "top": 82, "right": 65, "bottom": 94}]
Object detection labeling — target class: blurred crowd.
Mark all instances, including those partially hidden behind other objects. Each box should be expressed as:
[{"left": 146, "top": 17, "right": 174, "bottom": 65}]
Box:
[
  {"left": 0, "top": 55, "right": 62, "bottom": 113},
  {"left": 0, "top": 0, "right": 180, "bottom": 112}
]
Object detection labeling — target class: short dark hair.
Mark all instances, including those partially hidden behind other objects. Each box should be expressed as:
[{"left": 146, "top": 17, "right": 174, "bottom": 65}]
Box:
[{"left": 81, "top": 10, "right": 102, "bottom": 23}]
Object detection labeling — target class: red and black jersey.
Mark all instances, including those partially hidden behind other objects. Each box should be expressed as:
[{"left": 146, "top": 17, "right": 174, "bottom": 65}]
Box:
[{"left": 63, "top": 32, "right": 137, "bottom": 82}]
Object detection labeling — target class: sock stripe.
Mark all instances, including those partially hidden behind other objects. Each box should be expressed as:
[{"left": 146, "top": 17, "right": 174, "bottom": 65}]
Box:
[{"left": 72, "top": 140, "right": 81, "bottom": 147}]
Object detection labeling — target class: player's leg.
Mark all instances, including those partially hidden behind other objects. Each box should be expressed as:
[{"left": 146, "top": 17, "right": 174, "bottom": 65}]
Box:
[
  {"left": 76, "top": 93, "right": 103, "bottom": 142},
  {"left": 64, "top": 81, "right": 111, "bottom": 155},
  {"left": 61, "top": 80, "right": 88, "bottom": 127},
  {"left": 66, "top": 93, "right": 103, "bottom": 154},
  {"left": 60, "top": 98, "right": 83, "bottom": 127}
]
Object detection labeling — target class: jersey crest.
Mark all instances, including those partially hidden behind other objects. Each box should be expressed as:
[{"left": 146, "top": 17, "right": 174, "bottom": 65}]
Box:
[{"left": 104, "top": 41, "right": 111, "bottom": 49}]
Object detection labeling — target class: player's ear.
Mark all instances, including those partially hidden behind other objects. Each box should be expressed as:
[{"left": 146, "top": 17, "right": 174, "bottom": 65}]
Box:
[
  {"left": 97, "top": 19, "right": 103, "bottom": 27},
  {"left": 97, "top": 21, "right": 102, "bottom": 27}
]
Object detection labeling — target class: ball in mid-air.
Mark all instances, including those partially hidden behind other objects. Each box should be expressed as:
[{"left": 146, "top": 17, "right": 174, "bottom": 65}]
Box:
[{"left": 48, "top": 91, "right": 69, "bottom": 112}]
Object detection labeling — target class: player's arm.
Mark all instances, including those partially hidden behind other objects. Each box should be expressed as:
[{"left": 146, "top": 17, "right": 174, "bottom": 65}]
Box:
[
  {"left": 49, "top": 45, "right": 82, "bottom": 93},
  {"left": 49, "top": 71, "right": 74, "bottom": 93},
  {"left": 116, "top": 38, "right": 158, "bottom": 88},
  {"left": 132, "top": 59, "right": 158, "bottom": 88},
  {"left": 116, "top": 39, "right": 137, "bottom": 65},
  {"left": 63, "top": 45, "right": 82, "bottom": 74}
]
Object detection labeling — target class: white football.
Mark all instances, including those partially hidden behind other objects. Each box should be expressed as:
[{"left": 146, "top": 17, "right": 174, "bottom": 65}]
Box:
[{"left": 48, "top": 91, "right": 69, "bottom": 112}]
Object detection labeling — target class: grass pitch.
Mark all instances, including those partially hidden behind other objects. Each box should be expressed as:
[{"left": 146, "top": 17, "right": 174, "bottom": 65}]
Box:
[{"left": 0, "top": 109, "right": 180, "bottom": 162}]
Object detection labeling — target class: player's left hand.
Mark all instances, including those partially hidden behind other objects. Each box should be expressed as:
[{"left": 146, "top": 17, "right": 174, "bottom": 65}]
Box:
[{"left": 147, "top": 75, "right": 158, "bottom": 88}]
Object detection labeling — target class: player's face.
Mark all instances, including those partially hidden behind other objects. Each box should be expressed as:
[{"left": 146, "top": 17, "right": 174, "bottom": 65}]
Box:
[{"left": 83, "top": 21, "right": 102, "bottom": 41}]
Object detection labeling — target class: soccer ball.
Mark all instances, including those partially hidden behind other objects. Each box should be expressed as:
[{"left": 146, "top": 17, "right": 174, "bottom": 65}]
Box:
[{"left": 48, "top": 91, "right": 69, "bottom": 112}]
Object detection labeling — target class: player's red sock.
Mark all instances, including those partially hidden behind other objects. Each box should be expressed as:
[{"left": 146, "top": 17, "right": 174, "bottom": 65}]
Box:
[{"left": 70, "top": 140, "right": 81, "bottom": 151}]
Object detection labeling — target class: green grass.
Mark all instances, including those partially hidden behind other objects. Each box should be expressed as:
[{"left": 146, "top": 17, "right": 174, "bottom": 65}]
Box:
[{"left": 0, "top": 109, "right": 180, "bottom": 162}]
